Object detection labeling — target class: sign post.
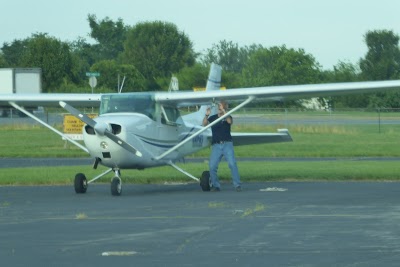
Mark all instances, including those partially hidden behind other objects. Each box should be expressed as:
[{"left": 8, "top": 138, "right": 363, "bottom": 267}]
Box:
[{"left": 86, "top": 72, "right": 100, "bottom": 94}]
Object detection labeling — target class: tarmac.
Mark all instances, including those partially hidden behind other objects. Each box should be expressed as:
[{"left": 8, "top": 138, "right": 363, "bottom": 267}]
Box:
[
  {"left": 1, "top": 181, "right": 400, "bottom": 266},
  {"left": 2, "top": 157, "right": 400, "bottom": 169}
]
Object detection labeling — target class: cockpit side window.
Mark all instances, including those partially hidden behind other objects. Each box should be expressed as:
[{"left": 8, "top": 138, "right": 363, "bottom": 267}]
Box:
[{"left": 161, "top": 105, "right": 181, "bottom": 125}]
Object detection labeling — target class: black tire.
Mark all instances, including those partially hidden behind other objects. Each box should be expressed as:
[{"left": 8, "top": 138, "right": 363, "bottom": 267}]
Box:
[
  {"left": 74, "top": 173, "right": 87, "bottom": 193},
  {"left": 111, "top": 177, "right": 122, "bottom": 196},
  {"left": 200, "top": 171, "right": 211, "bottom": 191}
]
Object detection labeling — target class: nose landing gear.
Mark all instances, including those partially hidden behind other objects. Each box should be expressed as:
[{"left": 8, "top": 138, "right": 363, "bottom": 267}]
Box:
[
  {"left": 73, "top": 168, "right": 123, "bottom": 196},
  {"left": 111, "top": 170, "right": 122, "bottom": 196}
]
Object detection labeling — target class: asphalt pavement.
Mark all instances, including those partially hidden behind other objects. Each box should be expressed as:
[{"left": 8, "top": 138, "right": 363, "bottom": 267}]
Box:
[
  {"left": 1, "top": 181, "right": 400, "bottom": 266},
  {"left": 2, "top": 157, "right": 400, "bottom": 169}
]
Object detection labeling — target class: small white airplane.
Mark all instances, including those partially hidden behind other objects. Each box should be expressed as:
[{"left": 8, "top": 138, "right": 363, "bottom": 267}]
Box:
[{"left": 1, "top": 63, "right": 400, "bottom": 196}]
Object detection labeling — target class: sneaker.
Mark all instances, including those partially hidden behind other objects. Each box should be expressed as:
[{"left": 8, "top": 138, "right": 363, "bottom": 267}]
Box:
[
  {"left": 210, "top": 187, "right": 221, "bottom": 192},
  {"left": 235, "top": 186, "right": 242, "bottom": 192}
]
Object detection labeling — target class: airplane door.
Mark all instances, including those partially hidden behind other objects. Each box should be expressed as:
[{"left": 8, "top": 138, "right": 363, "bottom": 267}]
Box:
[{"left": 157, "top": 105, "right": 181, "bottom": 152}]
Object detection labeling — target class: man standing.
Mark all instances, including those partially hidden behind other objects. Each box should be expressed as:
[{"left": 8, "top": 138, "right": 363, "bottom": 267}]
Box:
[{"left": 203, "top": 101, "right": 241, "bottom": 192}]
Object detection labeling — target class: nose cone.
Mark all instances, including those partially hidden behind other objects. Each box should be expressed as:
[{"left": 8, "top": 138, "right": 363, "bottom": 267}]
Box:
[
  {"left": 82, "top": 114, "right": 152, "bottom": 169},
  {"left": 94, "top": 121, "right": 110, "bottom": 136}
]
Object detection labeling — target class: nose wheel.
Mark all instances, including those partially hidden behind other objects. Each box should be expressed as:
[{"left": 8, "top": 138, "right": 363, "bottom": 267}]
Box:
[
  {"left": 73, "top": 168, "right": 122, "bottom": 196},
  {"left": 111, "top": 170, "right": 122, "bottom": 196}
]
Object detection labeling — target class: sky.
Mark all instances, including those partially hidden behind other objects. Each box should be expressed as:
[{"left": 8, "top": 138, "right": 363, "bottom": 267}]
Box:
[{"left": 1, "top": 0, "right": 400, "bottom": 70}]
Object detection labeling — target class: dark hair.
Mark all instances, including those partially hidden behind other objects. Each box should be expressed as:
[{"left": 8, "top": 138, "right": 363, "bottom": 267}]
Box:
[{"left": 219, "top": 100, "right": 228, "bottom": 109}]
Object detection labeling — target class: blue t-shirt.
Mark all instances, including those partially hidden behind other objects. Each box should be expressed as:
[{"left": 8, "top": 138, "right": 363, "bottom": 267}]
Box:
[{"left": 208, "top": 114, "right": 233, "bottom": 143}]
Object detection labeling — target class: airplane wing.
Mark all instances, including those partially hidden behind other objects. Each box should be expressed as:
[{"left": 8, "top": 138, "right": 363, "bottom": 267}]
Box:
[
  {"left": 155, "top": 80, "right": 400, "bottom": 107},
  {"left": 231, "top": 129, "right": 293, "bottom": 146},
  {"left": 0, "top": 93, "right": 102, "bottom": 107},
  {"left": 2, "top": 80, "right": 400, "bottom": 108}
]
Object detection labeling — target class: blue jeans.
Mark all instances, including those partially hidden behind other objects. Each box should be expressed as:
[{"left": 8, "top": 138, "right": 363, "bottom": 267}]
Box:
[{"left": 209, "top": 142, "right": 241, "bottom": 188}]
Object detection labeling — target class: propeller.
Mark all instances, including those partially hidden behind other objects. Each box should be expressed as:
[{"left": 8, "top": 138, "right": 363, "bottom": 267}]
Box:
[{"left": 59, "top": 101, "right": 142, "bottom": 157}]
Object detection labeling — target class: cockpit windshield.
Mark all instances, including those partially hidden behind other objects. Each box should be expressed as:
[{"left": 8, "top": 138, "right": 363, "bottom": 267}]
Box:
[{"left": 100, "top": 93, "right": 155, "bottom": 119}]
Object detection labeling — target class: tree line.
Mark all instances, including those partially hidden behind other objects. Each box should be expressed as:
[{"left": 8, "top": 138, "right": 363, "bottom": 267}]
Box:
[{"left": 1, "top": 14, "right": 400, "bottom": 108}]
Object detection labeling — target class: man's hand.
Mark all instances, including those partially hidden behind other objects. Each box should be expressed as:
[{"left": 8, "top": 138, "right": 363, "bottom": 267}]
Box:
[{"left": 203, "top": 107, "right": 211, "bottom": 126}]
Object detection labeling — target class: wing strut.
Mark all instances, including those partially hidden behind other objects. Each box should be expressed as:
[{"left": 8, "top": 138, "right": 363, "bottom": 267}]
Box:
[
  {"left": 9, "top": 102, "right": 89, "bottom": 153},
  {"left": 168, "top": 161, "right": 199, "bottom": 181},
  {"left": 87, "top": 168, "right": 113, "bottom": 184},
  {"left": 153, "top": 96, "right": 255, "bottom": 161}
]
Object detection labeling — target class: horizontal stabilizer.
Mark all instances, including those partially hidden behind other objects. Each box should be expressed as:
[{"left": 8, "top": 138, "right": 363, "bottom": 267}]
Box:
[{"left": 231, "top": 129, "right": 292, "bottom": 146}]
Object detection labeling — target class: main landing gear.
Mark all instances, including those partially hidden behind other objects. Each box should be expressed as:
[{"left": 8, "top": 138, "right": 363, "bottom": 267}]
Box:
[
  {"left": 168, "top": 162, "right": 211, "bottom": 192},
  {"left": 200, "top": 171, "right": 211, "bottom": 191},
  {"left": 73, "top": 168, "right": 122, "bottom": 196},
  {"left": 74, "top": 165, "right": 211, "bottom": 195},
  {"left": 74, "top": 173, "right": 88, "bottom": 193}
]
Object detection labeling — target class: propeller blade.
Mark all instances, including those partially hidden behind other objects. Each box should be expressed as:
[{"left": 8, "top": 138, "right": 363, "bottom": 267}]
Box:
[
  {"left": 60, "top": 101, "right": 142, "bottom": 157},
  {"left": 104, "top": 130, "right": 143, "bottom": 157},
  {"left": 59, "top": 101, "right": 96, "bottom": 127}
]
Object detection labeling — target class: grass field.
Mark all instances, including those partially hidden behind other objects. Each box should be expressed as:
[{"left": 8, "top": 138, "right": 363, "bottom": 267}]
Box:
[
  {"left": 1, "top": 118, "right": 400, "bottom": 185},
  {"left": 1, "top": 123, "right": 400, "bottom": 158},
  {"left": 1, "top": 161, "right": 400, "bottom": 186}
]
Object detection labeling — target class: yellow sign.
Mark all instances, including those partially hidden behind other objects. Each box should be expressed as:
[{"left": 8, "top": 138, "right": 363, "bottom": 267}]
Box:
[
  {"left": 193, "top": 87, "right": 226, "bottom": 92},
  {"left": 63, "top": 114, "right": 97, "bottom": 134}
]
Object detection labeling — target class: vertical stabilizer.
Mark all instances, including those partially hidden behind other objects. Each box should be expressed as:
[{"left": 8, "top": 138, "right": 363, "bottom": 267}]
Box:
[
  {"left": 182, "top": 63, "right": 223, "bottom": 125},
  {"left": 205, "top": 63, "right": 222, "bottom": 91},
  {"left": 199, "top": 63, "right": 222, "bottom": 115}
]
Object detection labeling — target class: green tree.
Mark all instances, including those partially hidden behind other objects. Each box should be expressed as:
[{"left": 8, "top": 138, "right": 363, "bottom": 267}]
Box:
[
  {"left": 91, "top": 60, "right": 146, "bottom": 92},
  {"left": 122, "top": 21, "right": 195, "bottom": 89},
  {"left": 201, "top": 40, "right": 258, "bottom": 73},
  {"left": 18, "top": 33, "right": 77, "bottom": 92},
  {"left": 87, "top": 14, "right": 128, "bottom": 60},
  {"left": 327, "top": 61, "right": 368, "bottom": 108},
  {"left": 70, "top": 37, "right": 98, "bottom": 69},
  {"left": 242, "top": 45, "right": 321, "bottom": 87},
  {"left": 0, "top": 52, "right": 6, "bottom": 67},
  {"left": 1, "top": 39, "right": 29, "bottom": 66},
  {"left": 68, "top": 37, "right": 100, "bottom": 86},
  {"left": 241, "top": 45, "right": 322, "bottom": 107},
  {"left": 359, "top": 30, "right": 400, "bottom": 108},
  {"left": 201, "top": 41, "right": 262, "bottom": 88},
  {"left": 155, "top": 63, "right": 209, "bottom": 91},
  {"left": 360, "top": 30, "right": 400, "bottom": 80},
  {"left": 328, "top": 61, "right": 360, "bottom": 83}
]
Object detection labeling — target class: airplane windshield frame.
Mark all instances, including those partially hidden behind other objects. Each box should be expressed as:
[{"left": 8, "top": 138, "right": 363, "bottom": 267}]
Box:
[
  {"left": 160, "top": 105, "right": 181, "bottom": 125},
  {"left": 100, "top": 93, "right": 155, "bottom": 119}
]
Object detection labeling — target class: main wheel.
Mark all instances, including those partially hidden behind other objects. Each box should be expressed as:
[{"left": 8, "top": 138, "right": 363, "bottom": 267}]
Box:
[
  {"left": 111, "top": 177, "right": 122, "bottom": 196},
  {"left": 200, "top": 171, "right": 211, "bottom": 191},
  {"left": 74, "top": 173, "right": 87, "bottom": 193}
]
